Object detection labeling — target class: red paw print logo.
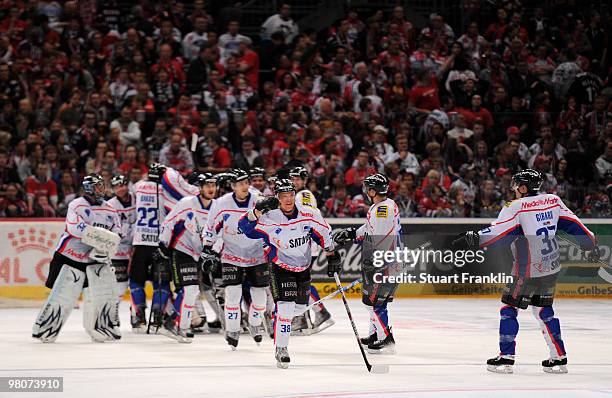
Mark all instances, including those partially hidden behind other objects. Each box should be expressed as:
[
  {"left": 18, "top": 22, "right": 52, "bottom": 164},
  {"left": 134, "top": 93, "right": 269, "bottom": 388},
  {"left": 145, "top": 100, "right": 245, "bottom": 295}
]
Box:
[{"left": 8, "top": 228, "right": 57, "bottom": 253}]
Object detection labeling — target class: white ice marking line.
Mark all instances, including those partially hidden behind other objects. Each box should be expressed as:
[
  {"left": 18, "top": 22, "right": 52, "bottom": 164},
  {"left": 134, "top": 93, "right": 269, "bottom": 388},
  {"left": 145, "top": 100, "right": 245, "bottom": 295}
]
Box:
[
  {"left": 259, "top": 388, "right": 612, "bottom": 398},
  {"left": 2, "top": 363, "right": 612, "bottom": 372}
]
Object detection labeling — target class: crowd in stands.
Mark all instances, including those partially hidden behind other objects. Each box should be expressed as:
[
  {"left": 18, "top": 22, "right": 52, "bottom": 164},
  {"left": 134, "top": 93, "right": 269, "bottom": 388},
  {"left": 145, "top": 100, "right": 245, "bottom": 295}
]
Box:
[{"left": 0, "top": 0, "right": 610, "bottom": 218}]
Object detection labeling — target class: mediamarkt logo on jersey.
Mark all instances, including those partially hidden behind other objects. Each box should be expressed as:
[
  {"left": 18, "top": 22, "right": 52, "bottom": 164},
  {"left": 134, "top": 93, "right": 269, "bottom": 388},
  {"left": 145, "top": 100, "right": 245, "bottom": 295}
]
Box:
[{"left": 521, "top": 196, "right": 559, "bottom": 209}]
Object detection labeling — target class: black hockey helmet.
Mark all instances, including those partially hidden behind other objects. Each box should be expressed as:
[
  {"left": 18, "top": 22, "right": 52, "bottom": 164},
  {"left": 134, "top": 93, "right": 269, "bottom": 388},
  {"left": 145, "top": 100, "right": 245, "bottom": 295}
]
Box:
[
  {"left": 289, "top": 166, "right": 309, "bottom": 179},
  {"left": 250, "top": 167, "right": 266, "bottom": 178},
  {"left": 148, "top": 162, "right": 167, "bottom": 182},
  {"left": 363, "top": 173, "right": 390, "bottom": 195},
  {"left": 216, "top": 171, "right": 236, "bottom": 188},
  {"left": 274, "top": 178, "right": 295, "bottom": 195},
  {"left": 187, "top": 171, "right": 200, "bottom": 185},
  {"left": 110, "top": 174, "right": 128, "bottom": 187},
  {"left": 231, "top": 168, "right": 250, "bottom": 182},
  {"left": 193, "top": 172, "right": 217, "bottom": 187},
  {"left": 511, "top": 169, "right": 543, "bottom": 194},
  {"left": 83, "top": 173, "right": 105, "bottom": 201}
]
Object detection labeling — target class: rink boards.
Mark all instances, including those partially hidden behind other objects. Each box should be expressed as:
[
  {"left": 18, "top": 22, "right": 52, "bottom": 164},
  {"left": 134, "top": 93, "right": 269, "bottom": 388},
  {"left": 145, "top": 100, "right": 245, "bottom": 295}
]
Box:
[{"left": 0, "top": 218, "right": 611, "bottom": 301}]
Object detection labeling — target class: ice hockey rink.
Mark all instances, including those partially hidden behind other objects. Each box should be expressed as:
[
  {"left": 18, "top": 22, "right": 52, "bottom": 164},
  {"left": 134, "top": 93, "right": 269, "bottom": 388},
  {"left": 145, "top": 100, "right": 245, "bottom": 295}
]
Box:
[{"left": 2, "top": 298, "right": 611, "bottom": 398}]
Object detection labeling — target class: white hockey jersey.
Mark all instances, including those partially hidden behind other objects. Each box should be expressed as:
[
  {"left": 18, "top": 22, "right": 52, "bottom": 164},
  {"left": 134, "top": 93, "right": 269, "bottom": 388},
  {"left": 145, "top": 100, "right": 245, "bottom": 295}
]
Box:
[
  {"left": 160, "top": 195, "right": 214, "bottom": 261},
  {"left": 239, "top": 204, "right": 334, "bottom": 272},
  {"left": 478, "top": 193, "right": 596, "bottom": 278},
  {"left": 160, "top": 167, "right": 199, "bottom": 215},
  {"left": 107, "top": 193, "right": 136, "bottom": 260},
  {"left": 356, "top": 198, "right": 403, "bottom": 255},
  {"left": 55, "top": 197, "right": 121, "bottom": 262},
  {"left": 203, "top": 192, "right": 266, "bottom": 267},
  {"left": 133, "top": 168, "right": 199, "bottom": 247}
]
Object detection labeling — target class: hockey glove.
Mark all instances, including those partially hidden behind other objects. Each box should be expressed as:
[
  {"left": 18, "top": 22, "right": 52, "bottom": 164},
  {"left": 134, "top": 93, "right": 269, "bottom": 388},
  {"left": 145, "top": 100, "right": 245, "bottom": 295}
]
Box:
[
  {"left": 332, "top": 227, "right": 357, "bottom": 246},
  {"left": 201, "top": 245, "right": 220, "bottom": 272},
  {"left": 585, "top": 245, "right": 602, "bottom": 263},
  {"left": 451, "top": 231, "right": 479, "bottom": 248},
  {"left": 255, "top": 196, "right": 279, "bottom": 214},
  {"left": 158, "top": 242, "right": 171, "bottom": 257},
  {"left": 326, "top": 251, "right": 342, "bottom": 277}
]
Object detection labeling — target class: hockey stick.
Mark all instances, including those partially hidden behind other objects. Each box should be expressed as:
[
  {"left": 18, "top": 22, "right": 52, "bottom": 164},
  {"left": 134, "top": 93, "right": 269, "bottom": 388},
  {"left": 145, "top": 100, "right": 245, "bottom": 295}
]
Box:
[
  {"left": 147, "top": 180, "right": 163, "bottom": 334},
  {"left": 556, "top": 234, "right": 612, "bottom": 283},
  {"left": 333, "top": 272, "right": 389, "bottom": 374},
  {"left": 296, "top": 278, "right": 362, "bottom": 316}
]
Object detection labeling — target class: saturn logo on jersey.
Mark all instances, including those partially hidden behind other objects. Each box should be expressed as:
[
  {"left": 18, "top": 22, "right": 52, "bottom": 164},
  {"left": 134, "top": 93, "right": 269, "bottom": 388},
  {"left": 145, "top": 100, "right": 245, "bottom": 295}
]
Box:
[
  {"left": 289, "top": 234, "right": 310, "bottom": 248},
  {"left": 376, "top": 205, "right": 388, "bottom": 218}
]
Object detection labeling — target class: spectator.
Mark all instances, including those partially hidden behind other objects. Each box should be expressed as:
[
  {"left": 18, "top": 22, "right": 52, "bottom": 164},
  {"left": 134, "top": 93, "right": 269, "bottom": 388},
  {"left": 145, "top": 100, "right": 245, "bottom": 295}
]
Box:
[
  {"left": 118, "top": 144, "right": 148, "bottom": 176},
  {"left": 0, "top": 183, "right": 27, "bottom": 217},
  {"left": 25, "top": 163, "right": 58, "bottom": 215},
  {"left": 261, "top": 3, "right": 299, "bottom": 44},
  {"left": 159, "top": 131, "right": 195, "bottom": 175},
  {"left": 345, "top": 149, "right": 377, "bottom": 195},
  {"left": 110, "top": 106, "right": 142, "bottom": 146},
  {"left": 322, "top": 184, "right": 353, "bottom": 217}
]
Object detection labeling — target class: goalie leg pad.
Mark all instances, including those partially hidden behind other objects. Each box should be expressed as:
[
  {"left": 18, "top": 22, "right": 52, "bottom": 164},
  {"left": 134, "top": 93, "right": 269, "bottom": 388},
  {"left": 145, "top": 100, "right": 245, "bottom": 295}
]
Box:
[
  {"left": 83, "top": 263, "right": 121, "bottom": 342},
  {"left": 33, "top": 265, "right": 85, "bottom": 342}
]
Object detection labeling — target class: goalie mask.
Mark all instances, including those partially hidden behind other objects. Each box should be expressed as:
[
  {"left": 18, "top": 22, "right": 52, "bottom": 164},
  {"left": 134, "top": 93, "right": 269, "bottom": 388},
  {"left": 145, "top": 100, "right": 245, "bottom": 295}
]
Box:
[{"left": 83, "top": 173, "right": 105, "bottom": 203}]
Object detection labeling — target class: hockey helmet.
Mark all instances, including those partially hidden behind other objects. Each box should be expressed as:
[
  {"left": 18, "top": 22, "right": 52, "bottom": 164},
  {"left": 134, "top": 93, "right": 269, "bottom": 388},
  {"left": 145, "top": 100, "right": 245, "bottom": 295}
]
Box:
[
  {"left": 111, "top": 174, "right": 128, "bottom": 187},
  {"left": 363, "top": 173, "right": 390, "bottom": 195},
  {"left": 249, "top": 167, "right": 266, "bottom": 178},
  {"left": 289, "top": 166, "right": 309, "bottom": 179},
  {"left": 274, "top": 178, "right": 296, "bottom": 195},
  {"left": 231, "top": 168, "right": 250, "bottom": 183},
  {"left": 511, "top": 169, "right": 543, "bottom": 194},
  {"left": 193, "top": 172, "right": 217, "bottom": 187}
]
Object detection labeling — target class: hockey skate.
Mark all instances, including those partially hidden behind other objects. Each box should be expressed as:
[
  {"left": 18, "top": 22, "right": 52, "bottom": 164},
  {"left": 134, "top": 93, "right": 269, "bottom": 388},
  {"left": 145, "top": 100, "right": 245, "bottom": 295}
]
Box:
[
  {"left": 159, "top": 315, "right": 192, "bottom": 343},
  {"left": 486, "top": 355, "right": 515, "bottom": 374},
  {"left": 248, "top": 324, "right": 263, "bottom": 345},
  {"left": 206, "top": 320, "right": 222, "bottom": 333},
  {"left": 367, "top": 330, "right": 396, "bottom": 355},
  {"left": 275, "top": 347, "right": 290, "bottom": 369},
  {"left": 226, "top": 331, "right": 240, "bottom": 350},
  {"left": 190, "top": 314, "right": 206, "bottom": 334},
  {"left": 360, "top": 332, "right": 377, "bottom": 347},
  {"left": 542, "top": 357, "right": 568, "bottom": 374},
  {"left": 311, "top": 308, "right": 335, "bottom": 334},
  {"left": 291, "top": 313, "right": 312, "bottom": 336},
  {"left": 131, "top": 305, "right": 147, "bottom": 334}
]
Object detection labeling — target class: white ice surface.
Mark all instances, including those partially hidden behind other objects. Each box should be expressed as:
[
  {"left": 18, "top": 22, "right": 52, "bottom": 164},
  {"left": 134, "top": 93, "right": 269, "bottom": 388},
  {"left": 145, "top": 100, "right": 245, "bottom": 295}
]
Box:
[{"left": 1, "top": 298, "right": 611, "bottom": 398}]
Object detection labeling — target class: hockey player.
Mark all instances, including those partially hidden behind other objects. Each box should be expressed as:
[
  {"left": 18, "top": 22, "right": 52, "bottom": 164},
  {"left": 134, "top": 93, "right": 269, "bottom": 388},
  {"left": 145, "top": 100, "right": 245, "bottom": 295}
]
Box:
[
  {"left": 333, "top": 173, "right": 402, "bottom": 354},
  {"left": 159, "top": 173, "right": 217, "bottom": 342},
  {"left": 202, "top": 168, "right": 269, "bottom": 349},
  {"left": 288, "top": 166, "right": 335, "bottom": 334},
  {"left": 249, "top": 167, "right": 267, "bottom": 195},
  {"left": 453, "top": 169, "right": 599, "bottom": 374},
  {"left": 107, "top": 175, "right": 136, "bottom": 318},
  {"left": 130, "top": 163, "right": 199, "bottom": 332},
  {"left": 238, "top": 179, "right": 342, "bottom": 368},
  {"left": 33, "top": 174, "right": 122, "bottom": 342}
]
